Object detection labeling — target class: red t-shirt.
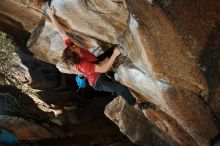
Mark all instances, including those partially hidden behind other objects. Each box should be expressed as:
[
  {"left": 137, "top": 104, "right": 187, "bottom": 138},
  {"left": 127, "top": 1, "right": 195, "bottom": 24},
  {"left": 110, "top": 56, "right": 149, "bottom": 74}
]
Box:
[{"left": 64, "top": 39, "right": 100, "bottom": 85}]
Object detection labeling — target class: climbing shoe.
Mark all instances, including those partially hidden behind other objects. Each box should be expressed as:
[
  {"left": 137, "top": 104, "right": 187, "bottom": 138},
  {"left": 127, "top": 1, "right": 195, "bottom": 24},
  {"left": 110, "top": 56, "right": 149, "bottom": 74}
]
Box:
[{"left": 138, "top": 102, "right": 156, "bottom": 110}]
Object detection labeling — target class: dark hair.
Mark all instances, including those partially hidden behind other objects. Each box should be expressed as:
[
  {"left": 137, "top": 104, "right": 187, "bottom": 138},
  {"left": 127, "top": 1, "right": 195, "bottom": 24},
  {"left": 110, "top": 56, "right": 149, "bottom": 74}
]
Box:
[{"left": 62, "top": 47, "right": 81, "bottom": 65}]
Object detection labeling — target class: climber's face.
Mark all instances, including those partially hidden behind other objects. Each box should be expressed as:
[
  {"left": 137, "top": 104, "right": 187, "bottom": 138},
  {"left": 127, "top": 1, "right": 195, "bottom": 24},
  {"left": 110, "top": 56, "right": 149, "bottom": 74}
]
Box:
[
  {"left": 69, "top": 46, "right": 82, "bottom": 57},
  {"left": 62, "top": 46, "right": 82, "bottom": 65}
]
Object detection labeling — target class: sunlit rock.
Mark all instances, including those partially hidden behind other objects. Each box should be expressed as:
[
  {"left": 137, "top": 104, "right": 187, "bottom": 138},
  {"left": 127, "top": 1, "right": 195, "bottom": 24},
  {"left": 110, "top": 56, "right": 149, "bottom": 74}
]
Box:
[{"left": 0, "top": 0, "right": 220, "bottom": 145}]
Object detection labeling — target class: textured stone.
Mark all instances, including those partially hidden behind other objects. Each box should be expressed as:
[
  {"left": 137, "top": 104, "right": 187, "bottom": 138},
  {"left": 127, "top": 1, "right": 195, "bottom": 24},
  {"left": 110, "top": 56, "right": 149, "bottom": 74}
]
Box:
[
  {"left": 26, "top": 0, "right": 220, "bottom": 144},
  {"left": 0, "top": 115, "right": 54, "bottom": 140},
  {"left": 0, "top": 0, "right": 42, "bottom": 31},
  {"left": 0, "top": 0, "right": 220, "bottom": 145},
  {"left": 105, "top": 96, "right": 178, "bottom": 146}
]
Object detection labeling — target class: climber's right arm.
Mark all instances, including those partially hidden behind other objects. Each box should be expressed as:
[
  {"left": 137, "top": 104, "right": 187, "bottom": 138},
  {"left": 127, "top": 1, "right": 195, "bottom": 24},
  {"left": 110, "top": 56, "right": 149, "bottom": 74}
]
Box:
[
  {"left": 95, "top": 48, "right": 121, "bottom": 73},
  {"left": 46, "top": 6, "right": 69, "bottom": 41}
]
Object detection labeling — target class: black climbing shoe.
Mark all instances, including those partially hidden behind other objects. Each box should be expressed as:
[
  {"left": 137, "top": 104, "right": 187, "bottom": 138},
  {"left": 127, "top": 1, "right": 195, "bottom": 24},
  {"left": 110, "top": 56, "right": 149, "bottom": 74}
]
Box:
[{"left": 138, "top": 102, "right": 156, "bottom": 110}]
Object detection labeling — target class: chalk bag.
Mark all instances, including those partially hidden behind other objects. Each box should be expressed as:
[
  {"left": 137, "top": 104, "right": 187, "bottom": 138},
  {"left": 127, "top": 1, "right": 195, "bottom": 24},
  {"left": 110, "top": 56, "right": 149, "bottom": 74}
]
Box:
[{"left": 75, "top": 75, "right": 86, "bottom": 89}]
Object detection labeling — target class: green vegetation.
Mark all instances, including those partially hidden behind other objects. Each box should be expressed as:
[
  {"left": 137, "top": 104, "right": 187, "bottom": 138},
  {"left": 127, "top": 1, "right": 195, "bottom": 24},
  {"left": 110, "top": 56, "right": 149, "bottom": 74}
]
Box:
[{"left": 0, "top": 31, "right": 15, "bottom": 74}]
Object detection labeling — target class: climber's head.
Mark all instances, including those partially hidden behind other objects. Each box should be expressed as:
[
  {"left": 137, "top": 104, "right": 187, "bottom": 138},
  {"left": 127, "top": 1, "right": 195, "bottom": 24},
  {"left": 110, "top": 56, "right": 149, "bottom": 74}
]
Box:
[{"left": 62, "top": 47, "right": 81, "bottom": 66}]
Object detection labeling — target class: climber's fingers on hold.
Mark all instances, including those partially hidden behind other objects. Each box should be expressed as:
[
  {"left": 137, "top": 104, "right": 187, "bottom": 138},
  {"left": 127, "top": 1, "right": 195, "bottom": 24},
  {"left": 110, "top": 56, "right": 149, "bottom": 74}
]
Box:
[
  {"left": 51, "top": 6, "right": 55, "bottom": 11},
  {"left": 115, "top": 46, "right": 123, "bottom": 53},
  {"left": 113, "top": 48, "right": 122, "bottom": 56},
  {"left": 46, "top": 5, "right": 56, "bottom": 16},
  {"left": 118, "top": 47, "right": 123, "bottom": 53}
]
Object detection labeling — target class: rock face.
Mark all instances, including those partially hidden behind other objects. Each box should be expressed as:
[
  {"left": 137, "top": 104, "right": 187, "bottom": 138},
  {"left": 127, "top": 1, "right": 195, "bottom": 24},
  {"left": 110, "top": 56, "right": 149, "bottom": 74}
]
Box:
[
  {"left": 1, "top": 0, "right": 220, "bottom": 146},
  {"left": 0, "top": 0, "right": 42, "bottom": 47}
]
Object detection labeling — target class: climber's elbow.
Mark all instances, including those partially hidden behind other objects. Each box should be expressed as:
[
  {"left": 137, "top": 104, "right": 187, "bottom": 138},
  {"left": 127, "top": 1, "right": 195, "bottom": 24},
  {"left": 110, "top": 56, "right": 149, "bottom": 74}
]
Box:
[
  {"left": 95, "top": 65, "right": 108, "bottom": 73},
  {"left": 60, "top": 32, "right": 69, "bottom": 41}
]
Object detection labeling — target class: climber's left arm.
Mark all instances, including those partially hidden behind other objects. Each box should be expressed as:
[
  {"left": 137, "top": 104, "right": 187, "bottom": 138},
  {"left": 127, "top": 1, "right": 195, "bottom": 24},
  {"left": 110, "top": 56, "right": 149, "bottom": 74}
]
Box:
[{"left": 46, "top": 6, "right": 69, "bottom": 41}]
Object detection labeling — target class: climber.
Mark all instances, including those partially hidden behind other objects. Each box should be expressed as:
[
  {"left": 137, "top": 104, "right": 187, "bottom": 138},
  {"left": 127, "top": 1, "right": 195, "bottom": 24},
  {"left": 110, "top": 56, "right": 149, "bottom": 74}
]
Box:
[{"left": 46, "top": 6, "right": 154, "bottom": 110}]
